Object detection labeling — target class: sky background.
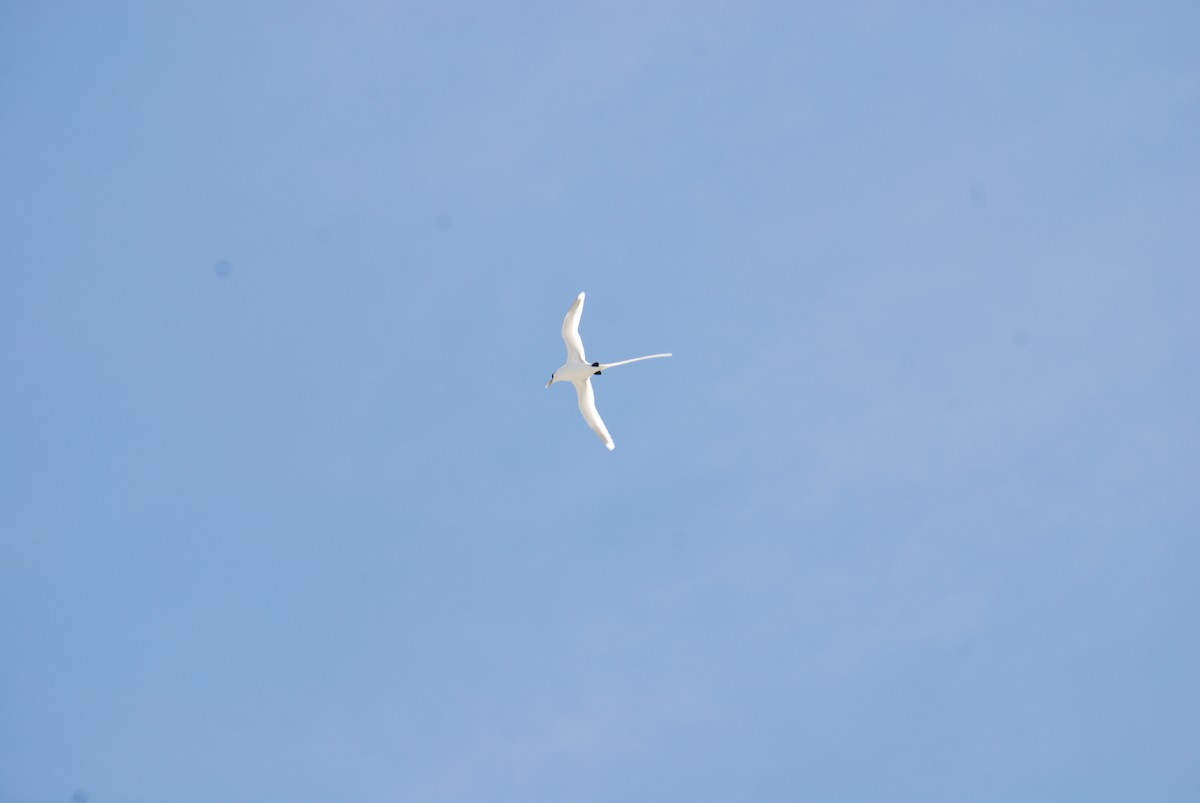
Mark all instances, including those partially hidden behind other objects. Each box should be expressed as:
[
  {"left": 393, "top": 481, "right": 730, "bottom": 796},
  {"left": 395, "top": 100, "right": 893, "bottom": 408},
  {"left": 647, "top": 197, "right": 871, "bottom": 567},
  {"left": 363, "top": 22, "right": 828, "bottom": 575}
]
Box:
[{"left": 2, "top": 1, "right": 1199, "bottom": 801}]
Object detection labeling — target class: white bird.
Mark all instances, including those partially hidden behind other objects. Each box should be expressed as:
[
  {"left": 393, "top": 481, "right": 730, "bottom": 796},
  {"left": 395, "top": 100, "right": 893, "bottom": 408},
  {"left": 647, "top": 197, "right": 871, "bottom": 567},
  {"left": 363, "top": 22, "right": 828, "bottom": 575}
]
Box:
[{"left": 546, "top": 292, "right": 671, "bottom": 450}]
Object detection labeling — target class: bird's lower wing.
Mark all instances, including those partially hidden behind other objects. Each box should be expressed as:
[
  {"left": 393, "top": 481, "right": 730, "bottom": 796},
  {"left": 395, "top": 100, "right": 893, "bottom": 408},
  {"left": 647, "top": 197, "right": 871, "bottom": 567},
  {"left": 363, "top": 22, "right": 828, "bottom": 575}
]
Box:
[
  {"left": 574, "top": 377, "right": 615, "bottom": 450},
  {"left": 561, "top": 292, "right": 587, "bottom": 363}
]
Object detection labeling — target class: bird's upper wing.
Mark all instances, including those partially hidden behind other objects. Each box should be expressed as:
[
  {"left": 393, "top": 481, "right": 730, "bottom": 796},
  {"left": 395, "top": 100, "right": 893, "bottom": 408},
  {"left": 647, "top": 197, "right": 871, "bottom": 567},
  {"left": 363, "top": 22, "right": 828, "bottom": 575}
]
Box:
[
  {"left": 574, "top": 377, "right": 615, "bottom": 450},
  {"left": 561, "top": 292, "right": 587, "bottom": 363}
]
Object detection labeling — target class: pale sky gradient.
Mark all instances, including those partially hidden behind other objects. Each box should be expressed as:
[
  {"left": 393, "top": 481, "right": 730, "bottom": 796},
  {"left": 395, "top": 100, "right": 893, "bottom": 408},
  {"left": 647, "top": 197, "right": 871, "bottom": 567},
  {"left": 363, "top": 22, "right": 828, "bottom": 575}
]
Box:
[{"left": 2, "top": 2, "right": 1199, "bottom": 801}]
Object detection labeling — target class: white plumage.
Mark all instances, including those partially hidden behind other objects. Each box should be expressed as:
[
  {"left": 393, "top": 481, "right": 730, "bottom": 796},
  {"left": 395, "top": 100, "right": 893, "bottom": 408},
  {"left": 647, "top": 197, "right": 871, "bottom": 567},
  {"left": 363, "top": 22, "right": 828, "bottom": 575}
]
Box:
[{"left": 546, "top": 292, "right": 671, "bottom": 450}]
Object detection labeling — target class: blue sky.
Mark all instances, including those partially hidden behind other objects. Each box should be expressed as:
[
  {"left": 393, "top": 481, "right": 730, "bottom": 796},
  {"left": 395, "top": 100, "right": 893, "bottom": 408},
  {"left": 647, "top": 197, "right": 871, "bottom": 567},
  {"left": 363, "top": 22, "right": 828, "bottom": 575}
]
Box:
[{"left": 2, "top": 1, "right": 1198, "bottom": 801}]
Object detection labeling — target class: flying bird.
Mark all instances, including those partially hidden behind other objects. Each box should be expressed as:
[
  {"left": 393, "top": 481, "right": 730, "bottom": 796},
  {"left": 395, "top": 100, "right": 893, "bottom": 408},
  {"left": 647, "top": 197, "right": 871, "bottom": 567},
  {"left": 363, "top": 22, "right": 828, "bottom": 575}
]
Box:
[{"left": 546, "top": 292, "right": 671, "bottom": 450}]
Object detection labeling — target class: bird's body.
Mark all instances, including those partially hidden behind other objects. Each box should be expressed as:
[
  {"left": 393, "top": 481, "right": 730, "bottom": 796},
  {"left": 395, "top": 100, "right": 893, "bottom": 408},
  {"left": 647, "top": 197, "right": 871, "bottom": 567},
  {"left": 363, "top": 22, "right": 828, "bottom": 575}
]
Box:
[{"left": 546, "top": 292, "right": 671, "bottom": 450}]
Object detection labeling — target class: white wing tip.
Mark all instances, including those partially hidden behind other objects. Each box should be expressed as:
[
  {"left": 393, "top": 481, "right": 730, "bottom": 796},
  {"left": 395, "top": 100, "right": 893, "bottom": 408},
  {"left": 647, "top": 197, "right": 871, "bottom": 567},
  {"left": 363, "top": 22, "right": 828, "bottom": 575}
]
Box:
[{"left": 605, "top": 441, "right": 615, "bottom": 451}]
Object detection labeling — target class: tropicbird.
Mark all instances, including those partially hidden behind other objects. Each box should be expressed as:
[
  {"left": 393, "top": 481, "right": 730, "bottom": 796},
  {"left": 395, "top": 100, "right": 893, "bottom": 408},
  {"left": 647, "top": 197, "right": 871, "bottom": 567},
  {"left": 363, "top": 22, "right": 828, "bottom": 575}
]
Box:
[{"left": 546, "top": 292, "right": 671, "bottom": 450}]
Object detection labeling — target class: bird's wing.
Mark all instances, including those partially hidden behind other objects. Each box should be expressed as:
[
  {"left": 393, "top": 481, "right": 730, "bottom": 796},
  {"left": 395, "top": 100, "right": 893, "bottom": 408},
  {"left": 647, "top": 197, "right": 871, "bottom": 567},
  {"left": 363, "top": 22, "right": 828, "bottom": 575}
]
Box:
[
  {"left": 561, "top": 292, "right": 587, "bottom": 363},
  {"left": 574, "top": 377, "right": 615, "bottom": 451}
]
